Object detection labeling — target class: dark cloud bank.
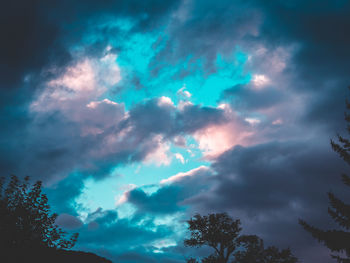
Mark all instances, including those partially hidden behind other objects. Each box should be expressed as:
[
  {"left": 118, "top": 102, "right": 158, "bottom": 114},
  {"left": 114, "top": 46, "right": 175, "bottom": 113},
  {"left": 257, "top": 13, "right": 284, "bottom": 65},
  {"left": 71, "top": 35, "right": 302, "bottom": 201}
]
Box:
[{"left": 1, "top": 1, "right": 350, "bottom": 262}]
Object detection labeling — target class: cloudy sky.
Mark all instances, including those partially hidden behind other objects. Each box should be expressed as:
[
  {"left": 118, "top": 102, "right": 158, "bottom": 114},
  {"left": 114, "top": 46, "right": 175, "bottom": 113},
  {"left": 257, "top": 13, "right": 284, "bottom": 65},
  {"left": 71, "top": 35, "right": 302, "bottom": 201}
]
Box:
[{"left": 1, "top": 0, "right": 350, "bottom": 262}]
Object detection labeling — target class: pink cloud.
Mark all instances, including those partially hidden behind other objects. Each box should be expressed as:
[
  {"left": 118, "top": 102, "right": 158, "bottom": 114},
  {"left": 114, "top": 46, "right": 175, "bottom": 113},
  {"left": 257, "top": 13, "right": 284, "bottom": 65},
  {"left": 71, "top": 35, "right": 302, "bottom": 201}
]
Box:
[
  {"left": 160, "top": 166, "right": 210, "bottom": 184},
  {"left": 143, "top": 135, "right": 172, "bottom": 166},
  {"left": 31, "top": 49, "right": 121, "bottom": 115},
  {"left": 193, "top": 105, "right": 255, "bottom": 158}
]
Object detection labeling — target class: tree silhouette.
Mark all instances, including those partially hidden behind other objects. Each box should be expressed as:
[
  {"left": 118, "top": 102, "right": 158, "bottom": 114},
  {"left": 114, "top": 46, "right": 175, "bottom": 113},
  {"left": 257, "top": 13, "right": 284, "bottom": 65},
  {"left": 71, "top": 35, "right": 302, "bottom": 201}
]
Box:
[
  {"left": 185, "top": 213, "right": 298, "bottom": 263},
  {"left": 234, "top": 235, "right": 297, "bottom": 263},
  {"left": 299, "top": 97, "right": 350, "bottom": 262},
  {"left": 184, "top": 213, "right": 243, "bottom": 263},
  {"left": 0, "top": 175, "right": 78, "bottom": 251}
]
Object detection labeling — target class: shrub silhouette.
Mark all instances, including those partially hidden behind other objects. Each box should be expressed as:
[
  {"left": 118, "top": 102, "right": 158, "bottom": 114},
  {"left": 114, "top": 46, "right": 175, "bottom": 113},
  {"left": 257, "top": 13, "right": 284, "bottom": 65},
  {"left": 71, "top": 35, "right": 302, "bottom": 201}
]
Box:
[
  {"left": 185, "top": 213, "right": 298, "bottom": 263},
  {"left": 0, "top": 175, "right": 78, "bottom": 250}
]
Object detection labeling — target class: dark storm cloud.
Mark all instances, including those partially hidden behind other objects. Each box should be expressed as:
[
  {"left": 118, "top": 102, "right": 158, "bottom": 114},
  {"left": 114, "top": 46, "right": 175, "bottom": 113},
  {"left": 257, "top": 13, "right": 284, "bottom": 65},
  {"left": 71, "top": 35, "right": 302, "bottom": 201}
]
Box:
[
  {"left": 248, "top": 0, "right": 350, "bottom": 131},
  {"left": 210, "top": 140, "right": 346, "bottom": 213},
  {"left": 126, "top": 186, "right": 183, "bottom": 215},
  {"left": 124, "top": 98, "right": 226, "bottom": 137},
  {"left": 0, "top": 0, "right": 66, "bottom": 90},
  {"left": 159, "top": 0, "right": 261, "bottom": 70},
  {"left": 255, "top": 0, "right": 350, "bottom": 79},
  {"left": 175, "top": 104, "right": 227, "bottom": 134},
  {"left": 124, "top": 166, "right": 214, "bottom": 215},
  {"left": 245, "top": 4, "right": 349, "bottom": 144},
  {"left": 0, "top": 0, "right": 179, "bottom": 90},
  {"left": 56, "top": 213, "right": 83, "bottom": 230},
  {"left": 224, "top": 84, "right": 286, "bottom": 111}
]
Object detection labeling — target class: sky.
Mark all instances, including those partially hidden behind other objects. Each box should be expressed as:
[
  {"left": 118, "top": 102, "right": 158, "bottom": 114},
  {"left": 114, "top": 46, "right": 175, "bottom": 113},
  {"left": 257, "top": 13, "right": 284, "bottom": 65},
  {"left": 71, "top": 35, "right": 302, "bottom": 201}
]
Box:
[{"left": 1, "top": 0, "right": 350, "bottom": 262}]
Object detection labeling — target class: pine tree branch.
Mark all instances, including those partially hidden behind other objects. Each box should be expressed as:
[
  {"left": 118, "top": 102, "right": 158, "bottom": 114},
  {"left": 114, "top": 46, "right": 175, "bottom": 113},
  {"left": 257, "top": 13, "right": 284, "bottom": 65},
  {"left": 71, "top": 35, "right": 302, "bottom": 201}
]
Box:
[
  {"left": 342, "top": 174, "right": 350, "bottom": 187},
  {"left": 328, "top": 192, "right": 350, "bottom": 229},
  {"left": 331, "top": 139, "right": 350, "bottom": 166},
  {"left": 299, "top": 219, "right": 350, "bottom": 253}
]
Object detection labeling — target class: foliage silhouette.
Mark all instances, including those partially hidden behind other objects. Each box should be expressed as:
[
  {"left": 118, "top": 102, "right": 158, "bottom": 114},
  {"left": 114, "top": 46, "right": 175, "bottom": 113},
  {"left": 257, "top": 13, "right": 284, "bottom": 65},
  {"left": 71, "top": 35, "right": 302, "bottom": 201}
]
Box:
[
  {"left": 0, "top": 175, "right": 78, "bottom": 250},
  {"left": 184, "top": 213, "right": 243, "bottom": 263},
  {"left": 234, "top": 235, "right": 297, "bottom": 263},
  {"left": 299, "top": 95, "right": 350, "bottom": 263},
  {"left": 185, "top": 213, "right": 298, "bottom": 263},
  {"left": 0, "top": 175, "right": 112, "bottom": 262}
]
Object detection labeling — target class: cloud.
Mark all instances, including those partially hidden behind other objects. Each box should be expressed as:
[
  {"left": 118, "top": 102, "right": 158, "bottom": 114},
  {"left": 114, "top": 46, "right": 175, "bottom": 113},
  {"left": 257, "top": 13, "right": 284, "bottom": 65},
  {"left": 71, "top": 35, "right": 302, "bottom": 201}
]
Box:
[
  {"left": 0, "top": 0, "right": 180, "bottom": 87},
  {"left": 192, "top": 104, "right": 255, "bottom": 158},
  {"left": 114, "top": 137, "right": 349, "bottom": 262},
  {"left": 224, "top": 84, "right": 287, "bottom": 112},
  {"left": 143, "top": 135, "right": 172, "bottom": 166},
  {"left": 249, "top": 0, "right": 350, "bottom": 132},
  {"left": 177, "top": 87, "right": 192, "bottom": 99},
  {"left": 160, "top": 166, "right": 211, "bottom": 185},
  {"left": 0, "top": 0, "right": 182, "bottom": 182},
  {"left": 0, "top": 44, "right": 232, "bottom": 183},
  {"left": 125, "top": 186, "right": 183, "bottom": 215},
  {"left": 122, "top": 166, "right": 214, "bottom": 215},
  {"left": 2, "top": 1, "right": 350, "bottom": 263},
  {"left": 174, "top": 153, "right": 185, "bottom": 164},
  {"left": 69, "top": 206, "right": 184, "bottom": 262},
  {"left": 0, "top": 0, "right": 67, "bottom": 90},
  {"left": 182, "top": 139, "right": 348, "bottom": 262},
  {"left": 56, "top": 213, "right": 83, "bottom": 230}
]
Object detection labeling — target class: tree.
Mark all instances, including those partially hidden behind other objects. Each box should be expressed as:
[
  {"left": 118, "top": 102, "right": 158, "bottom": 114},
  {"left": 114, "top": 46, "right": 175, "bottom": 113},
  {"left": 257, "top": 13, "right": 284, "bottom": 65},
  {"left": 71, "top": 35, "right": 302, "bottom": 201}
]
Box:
[
  {"left": 0, "top": 175, "right": 78, "bottom": 251},
  {"left": 299, "top": 97, "right": 350, "bottom": 262},
  {"left": 185, "top": 213, "right": 298, "bottom": 263},
  {"left": 184, "top": 213, "right": 242, "bottom": 263},
  {"left": 234, "top": 235, "right": 297, "bottom": 263}
]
